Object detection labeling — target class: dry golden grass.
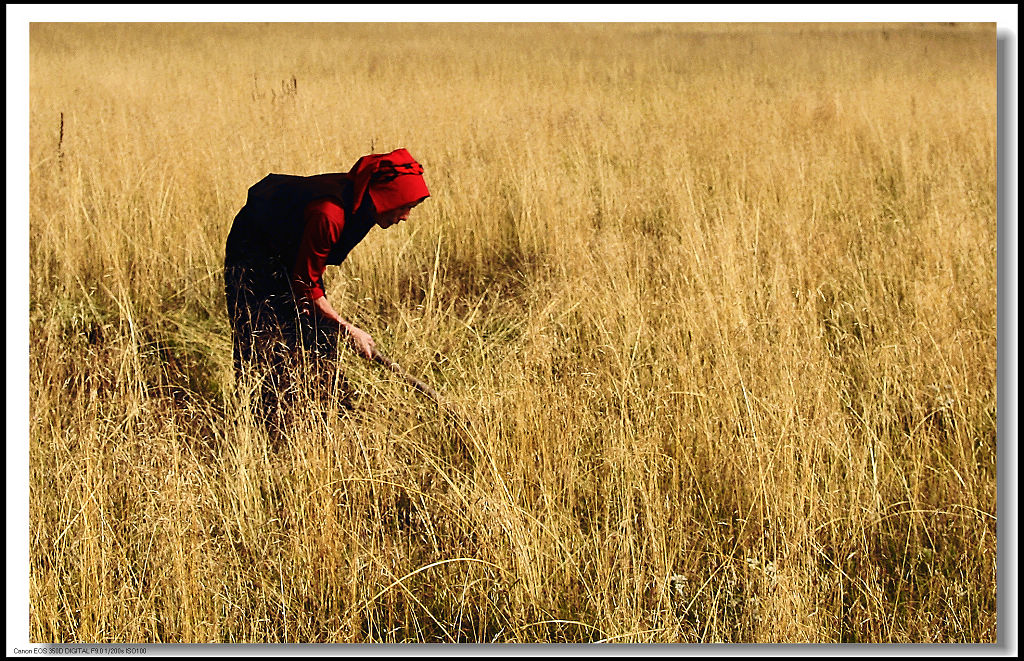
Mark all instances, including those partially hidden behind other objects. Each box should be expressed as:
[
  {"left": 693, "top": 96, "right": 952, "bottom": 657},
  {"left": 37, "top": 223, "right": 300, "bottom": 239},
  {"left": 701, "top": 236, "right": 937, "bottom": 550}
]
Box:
[{"left": 28, "top": 22, "right": 997, "bottom": 643}]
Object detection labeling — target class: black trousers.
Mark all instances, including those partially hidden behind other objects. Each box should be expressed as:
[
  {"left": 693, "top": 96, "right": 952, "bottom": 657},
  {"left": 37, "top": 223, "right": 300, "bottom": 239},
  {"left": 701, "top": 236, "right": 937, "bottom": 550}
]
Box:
[{"left": 224, "top": 252, "right": 344, "bottom": 427}]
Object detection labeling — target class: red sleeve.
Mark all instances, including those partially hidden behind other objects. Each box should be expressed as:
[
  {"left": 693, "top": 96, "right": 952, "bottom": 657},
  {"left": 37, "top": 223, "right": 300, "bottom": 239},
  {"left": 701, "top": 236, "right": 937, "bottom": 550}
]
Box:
[{"left": 292, "top": 199, "right": 345, "bottom": 301}]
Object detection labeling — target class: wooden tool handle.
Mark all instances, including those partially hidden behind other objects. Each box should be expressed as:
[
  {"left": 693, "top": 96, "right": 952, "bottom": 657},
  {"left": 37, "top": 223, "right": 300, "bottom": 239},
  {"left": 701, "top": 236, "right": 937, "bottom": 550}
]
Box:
[{"left": 370, "top": 349, "right": 444, "bottom": 403}]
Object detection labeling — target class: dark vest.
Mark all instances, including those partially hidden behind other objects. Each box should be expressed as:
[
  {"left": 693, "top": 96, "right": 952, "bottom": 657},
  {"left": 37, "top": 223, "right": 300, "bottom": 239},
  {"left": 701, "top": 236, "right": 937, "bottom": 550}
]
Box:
[{"left": 225, "top": 172, "right": 376, "bottom": 270}]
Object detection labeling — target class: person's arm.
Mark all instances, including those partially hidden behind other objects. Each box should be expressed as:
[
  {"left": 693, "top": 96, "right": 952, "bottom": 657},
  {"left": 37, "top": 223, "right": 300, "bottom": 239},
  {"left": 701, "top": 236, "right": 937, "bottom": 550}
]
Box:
[
  {"left": 308, "top": 294, "right": 376, "bottom": 359},
  {"left": 293, "top": 200, "right": 376, "bottom": 359}
]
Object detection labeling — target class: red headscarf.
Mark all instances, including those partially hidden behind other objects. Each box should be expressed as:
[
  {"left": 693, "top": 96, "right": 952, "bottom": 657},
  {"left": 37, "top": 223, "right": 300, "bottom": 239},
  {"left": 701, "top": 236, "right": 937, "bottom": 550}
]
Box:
[{"left": 348, "top": 148, "right": 430, "bottom": 215}]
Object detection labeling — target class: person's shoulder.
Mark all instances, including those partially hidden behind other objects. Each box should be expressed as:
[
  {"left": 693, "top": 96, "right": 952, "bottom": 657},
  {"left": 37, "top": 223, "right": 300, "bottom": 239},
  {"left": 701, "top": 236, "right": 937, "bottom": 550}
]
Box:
[{"left": 305, "top": 197, "right": 345, "bottom": 221}]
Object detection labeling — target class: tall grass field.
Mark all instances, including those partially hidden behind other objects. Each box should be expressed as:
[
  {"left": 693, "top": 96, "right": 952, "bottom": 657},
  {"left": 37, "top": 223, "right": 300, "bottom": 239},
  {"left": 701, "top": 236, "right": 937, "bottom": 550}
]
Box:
[{"left": 27, "top": 22, "right": 998, "bottom": 643}]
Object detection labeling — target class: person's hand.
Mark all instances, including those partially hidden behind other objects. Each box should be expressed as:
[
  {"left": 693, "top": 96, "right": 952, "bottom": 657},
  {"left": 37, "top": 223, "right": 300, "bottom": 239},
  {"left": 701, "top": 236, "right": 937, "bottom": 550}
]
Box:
[
  {"left": 342, "top": 323, "right": 376, "bottom": 360},
  {"left": 308, "top": 296, "right": 376, "bottom": 359}
]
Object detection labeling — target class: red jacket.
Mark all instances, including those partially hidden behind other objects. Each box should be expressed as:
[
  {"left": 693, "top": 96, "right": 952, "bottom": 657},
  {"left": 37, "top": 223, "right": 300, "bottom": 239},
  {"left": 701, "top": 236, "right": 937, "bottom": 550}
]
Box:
[{"left": 292, "top": 198, "right": 346, "bottom": 301}]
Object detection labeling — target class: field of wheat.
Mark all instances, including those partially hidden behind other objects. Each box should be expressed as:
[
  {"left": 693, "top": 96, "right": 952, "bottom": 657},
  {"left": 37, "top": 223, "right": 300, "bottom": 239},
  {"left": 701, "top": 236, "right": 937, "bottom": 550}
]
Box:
[{"left": 25, "top": 22, "right": 1000, "bottom": 644}]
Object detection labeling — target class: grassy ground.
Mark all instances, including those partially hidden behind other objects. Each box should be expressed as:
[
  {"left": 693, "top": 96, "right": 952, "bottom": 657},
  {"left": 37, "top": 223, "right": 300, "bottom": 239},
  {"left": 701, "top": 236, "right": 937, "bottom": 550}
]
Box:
[{"left": 28, "top": 22, "right": 997, "bottom": 643}]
